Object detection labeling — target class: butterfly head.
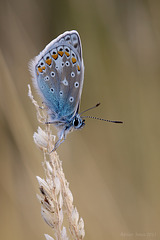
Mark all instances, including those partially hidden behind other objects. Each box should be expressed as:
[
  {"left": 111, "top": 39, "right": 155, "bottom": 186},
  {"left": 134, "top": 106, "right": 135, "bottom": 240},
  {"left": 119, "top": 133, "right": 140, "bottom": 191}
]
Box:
[{"left": 72, "top": 114, "right": 85, "bottom": 130}]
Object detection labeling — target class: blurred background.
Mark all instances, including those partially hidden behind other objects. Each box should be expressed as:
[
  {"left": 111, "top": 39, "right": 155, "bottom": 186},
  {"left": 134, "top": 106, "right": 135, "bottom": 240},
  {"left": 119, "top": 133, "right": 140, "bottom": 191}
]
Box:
[{"left": 0, "top": 0, "right": 160, "bottom": 239}]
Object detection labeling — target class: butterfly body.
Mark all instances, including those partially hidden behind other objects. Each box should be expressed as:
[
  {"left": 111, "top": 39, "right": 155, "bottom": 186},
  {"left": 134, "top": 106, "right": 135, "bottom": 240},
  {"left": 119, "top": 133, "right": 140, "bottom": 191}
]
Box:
[{"left": 30, "top": 30, "right": 85, "bottom": 150}]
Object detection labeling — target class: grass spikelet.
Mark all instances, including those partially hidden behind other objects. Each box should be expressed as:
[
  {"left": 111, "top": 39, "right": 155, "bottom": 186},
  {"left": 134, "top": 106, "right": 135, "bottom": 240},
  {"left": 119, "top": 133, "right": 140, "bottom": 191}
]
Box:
[{"left": 28, "top": 84, "right": 85, "bottom": 240}]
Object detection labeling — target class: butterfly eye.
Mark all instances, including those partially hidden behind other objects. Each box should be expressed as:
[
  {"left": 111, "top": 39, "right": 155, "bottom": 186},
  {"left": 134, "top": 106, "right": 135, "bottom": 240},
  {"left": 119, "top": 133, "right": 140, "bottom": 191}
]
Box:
[
  {"left": 73, "top": 117, "right": 84, "bottom": 129},
  {"left": 73, "top": 118, "right": 79, "bottom": 127}
]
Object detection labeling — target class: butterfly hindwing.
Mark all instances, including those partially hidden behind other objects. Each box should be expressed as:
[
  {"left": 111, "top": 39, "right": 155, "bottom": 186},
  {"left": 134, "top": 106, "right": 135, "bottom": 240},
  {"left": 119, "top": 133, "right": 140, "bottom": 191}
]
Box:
[{"left": 30, "top": 30, "right": 84, "bottom": 121}]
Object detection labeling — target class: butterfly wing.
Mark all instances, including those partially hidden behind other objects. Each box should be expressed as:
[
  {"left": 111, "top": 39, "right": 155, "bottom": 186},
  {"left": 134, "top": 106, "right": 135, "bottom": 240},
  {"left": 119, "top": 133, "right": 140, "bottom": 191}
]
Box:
[{"left": 29, "top": 30, "right": 84, "bottom": 122}]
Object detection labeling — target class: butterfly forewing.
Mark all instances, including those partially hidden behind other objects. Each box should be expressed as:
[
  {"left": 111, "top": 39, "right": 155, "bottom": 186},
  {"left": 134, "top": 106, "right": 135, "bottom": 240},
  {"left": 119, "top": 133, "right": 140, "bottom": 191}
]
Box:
[{"left": 31, "top": 31, "right": 84, "bottom": 122}]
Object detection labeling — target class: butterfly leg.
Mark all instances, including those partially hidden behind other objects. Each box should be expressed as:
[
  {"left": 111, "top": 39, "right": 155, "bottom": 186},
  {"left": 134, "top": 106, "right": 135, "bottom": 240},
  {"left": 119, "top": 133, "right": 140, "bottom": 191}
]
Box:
[
  {"left": 45, "top": 121, "right": 54, "bottom": 124},
  {"left": 50, "top": 130, "right": 66, "bottom": 153}
]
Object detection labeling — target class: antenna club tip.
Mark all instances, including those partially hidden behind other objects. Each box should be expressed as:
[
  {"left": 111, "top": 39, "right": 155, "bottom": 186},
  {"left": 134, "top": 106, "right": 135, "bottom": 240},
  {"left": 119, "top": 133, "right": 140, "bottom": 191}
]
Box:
[
  {"left": 114, "top": 121, "right": 123, "bottom": 124},
  {"left": 96, "top": 102, "right": 101, "bottom": 107}
]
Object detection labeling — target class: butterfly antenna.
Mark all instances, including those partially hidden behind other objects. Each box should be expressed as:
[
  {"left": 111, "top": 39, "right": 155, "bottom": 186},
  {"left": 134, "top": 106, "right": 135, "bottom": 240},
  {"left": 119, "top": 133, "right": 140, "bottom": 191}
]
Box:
[
  {"left": 80, "top": 102, "right": 101, "bottom": 115},
  {"left": 81, "top": 115, "right": 123, "bottom": 124}
]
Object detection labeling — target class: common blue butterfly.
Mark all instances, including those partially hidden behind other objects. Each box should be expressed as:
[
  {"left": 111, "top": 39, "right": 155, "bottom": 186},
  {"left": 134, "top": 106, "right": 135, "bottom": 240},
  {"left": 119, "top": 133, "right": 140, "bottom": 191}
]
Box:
[
  {"left": 29, "top": 30, "right": 122, "bottom": 151},
  {"left": 30, "top": 30, "right": 85, "bottom": 151}
]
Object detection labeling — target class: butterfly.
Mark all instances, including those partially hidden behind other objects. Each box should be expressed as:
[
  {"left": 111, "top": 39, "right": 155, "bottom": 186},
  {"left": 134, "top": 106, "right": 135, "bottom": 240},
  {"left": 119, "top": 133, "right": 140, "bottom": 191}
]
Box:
[
  {"left": 29, "top": 30, "right": 123, "bottom": 151},
  {"left": 29, "top": 30, "right": 87, "bottom": 151}
]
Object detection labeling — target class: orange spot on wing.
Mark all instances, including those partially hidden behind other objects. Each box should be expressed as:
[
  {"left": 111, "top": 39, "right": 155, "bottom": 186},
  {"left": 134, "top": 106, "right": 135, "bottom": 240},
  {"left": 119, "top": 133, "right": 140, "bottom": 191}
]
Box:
[
  {"left": 38, "top": 67, "right": 43, "bottom": 73},
  {"left": 45, "top": 58, "right": 52, "bottom": 66},
  {"left": 77, "top": 65, "right": 80, "bottom": 71},
  {"left": 52, "top": 54, "right": 58, "bottom": 60},
  {"left": 72, "top": 57, "right": 76, "bottom": 64},
  {"left": 58, "top": 51, "right": 64, "bottom": 57},
  {"left": 42, "top": 66, "right": 45, "bottom": 70},
  {"left": 37, "top": 71, "right": 39, "bottom": 75},
  {"left": 65, "top": 51, "right": 70, "bottom": 57}
]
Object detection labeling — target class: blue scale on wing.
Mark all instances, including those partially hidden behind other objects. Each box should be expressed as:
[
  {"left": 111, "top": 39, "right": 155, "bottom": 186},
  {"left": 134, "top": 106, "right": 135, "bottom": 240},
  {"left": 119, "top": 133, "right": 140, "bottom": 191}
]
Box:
[
  {"left": 37, "top": 59, "right": 60, "bottom": 116},
  {"left": 57, "top": 49, "right": 81, "bottom": 119}
]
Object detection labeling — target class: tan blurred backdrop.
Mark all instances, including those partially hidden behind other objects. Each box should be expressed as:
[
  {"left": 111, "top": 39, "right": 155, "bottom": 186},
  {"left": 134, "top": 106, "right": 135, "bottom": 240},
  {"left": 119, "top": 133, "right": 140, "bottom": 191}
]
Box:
[{"left": 0, "top": 0, "right": 160, "bottom": 239}]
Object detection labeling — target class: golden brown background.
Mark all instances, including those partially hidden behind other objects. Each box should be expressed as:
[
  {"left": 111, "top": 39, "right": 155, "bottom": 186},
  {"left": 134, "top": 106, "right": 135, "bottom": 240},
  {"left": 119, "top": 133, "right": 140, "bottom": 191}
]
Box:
[{"left": 0, "top": 0, "right": 160, "bottom": 239}]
